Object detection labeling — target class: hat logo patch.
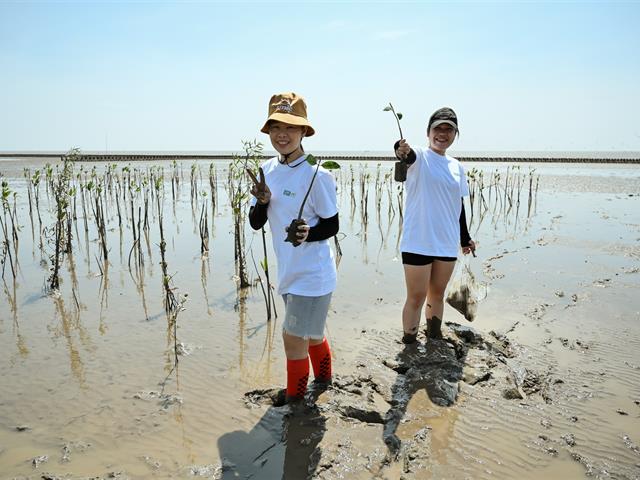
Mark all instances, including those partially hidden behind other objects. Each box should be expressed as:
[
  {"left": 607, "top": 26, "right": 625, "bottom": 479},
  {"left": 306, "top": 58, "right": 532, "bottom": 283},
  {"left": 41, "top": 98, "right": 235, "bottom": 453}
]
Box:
[{"left": 275, "top": 100, "right": 293, "bottom": 113}]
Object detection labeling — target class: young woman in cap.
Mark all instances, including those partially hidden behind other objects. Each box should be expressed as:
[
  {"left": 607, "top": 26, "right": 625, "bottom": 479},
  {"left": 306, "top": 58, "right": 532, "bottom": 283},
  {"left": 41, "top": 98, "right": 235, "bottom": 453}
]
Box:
[
  {"left": 247, "top": 92, "right": 339, "bottom": 403},
  {"left": 394, "top": 107, "right": 476, "bottom": 344}
]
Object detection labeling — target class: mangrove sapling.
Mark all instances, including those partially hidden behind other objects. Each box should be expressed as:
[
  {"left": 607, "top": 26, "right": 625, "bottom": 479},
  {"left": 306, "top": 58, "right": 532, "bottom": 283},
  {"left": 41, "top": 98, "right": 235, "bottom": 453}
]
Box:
[
  {"left": 248, "top": 247, "right": 272, "bottom": 320},
  {"left": 44, "top": 163, "right": 53, "bottom": 197},
  {"left": 527, "top": 169, "right": 536, "bottom": 217},
  {"left": 383, "top": 102, "right": 407, "bottom": 182},
  {"left": 31, "top": 169, "right": 43, "bottom": 238},
  {"left": 65, "top": 187, "right": 76, "bottom": 256},
  {"left": 198, "top": 192, "right": 210, "bottom": 255},
  {"left": 358, "top": 170, "right": 370, "bottom": 239},
  {"left": 246, "top": 196, "right": 278, "bottom": 319},
  {"left": 238, "top": 140, "right": 278, "bottom": 318},
  {"left": 0, "top": 181, "right": 18, "bottom": 280},
  {"left": 190, "top": 163, "right": 199, "bottom": 217},
  {"left": 171, "top": 160, "right": 178, "bottom": 202},
  {"left": 136, "top": 204, "right": 144, "bottom": 271},
  {"left": 24, "top": 168, "right": 36, "bottom": 242},
  {"left": 349, "top": 165, "right": 356, "bottom": 218},
  {"left": 155, "top": 176, "right": 175, "bottom": 314},
  {"left": 230, "top": 140, "right": 267, "bottom": 290},
  {"left": 48, "top": 149, "right": 77, "bottom": 291},
  {"left": 467, "top": 168, "right": 478, "bottom": 226},
  {"left": 92, "top": 184, "right": 109, "bottom": 262},
  {"left": 208, "top": 162, "right": 218, "bottom": 220},
  {"left": 125, "top": 198, "right": 149, "bottom": 321}
]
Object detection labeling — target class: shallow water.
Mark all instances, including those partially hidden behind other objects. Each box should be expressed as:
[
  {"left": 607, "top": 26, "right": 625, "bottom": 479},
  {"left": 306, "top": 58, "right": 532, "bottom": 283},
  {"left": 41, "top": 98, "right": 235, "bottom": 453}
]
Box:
[{"left": 0, "top": 159, "right": 639, "bottom": 479}]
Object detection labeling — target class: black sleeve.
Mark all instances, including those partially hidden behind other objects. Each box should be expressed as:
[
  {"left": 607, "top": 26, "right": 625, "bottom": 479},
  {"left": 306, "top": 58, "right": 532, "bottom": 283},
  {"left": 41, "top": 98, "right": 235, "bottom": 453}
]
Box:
[
  {"left": 459, "top": 200, "right": 472, "bottom": 247},
  {"left": 306, "top": 213, "right": 339, "bottom": 242},
  {"left": 393, "top": 140, "right": 417, "bottom": 165},
  {"left": 248, "top": 202, "right": 268, "bottom": 230}
]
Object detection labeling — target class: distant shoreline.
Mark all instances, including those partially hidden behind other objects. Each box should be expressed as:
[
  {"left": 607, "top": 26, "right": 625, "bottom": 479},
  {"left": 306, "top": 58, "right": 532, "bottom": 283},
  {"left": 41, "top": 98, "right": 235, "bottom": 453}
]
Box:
[{"left": 1, "top": 152, "right": 639, "bottom": 163}]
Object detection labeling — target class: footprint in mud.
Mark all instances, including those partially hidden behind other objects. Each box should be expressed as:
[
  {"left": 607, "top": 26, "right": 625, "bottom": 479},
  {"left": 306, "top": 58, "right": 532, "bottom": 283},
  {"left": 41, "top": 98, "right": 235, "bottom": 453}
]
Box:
[{"left": 382, "top": 337, "right": 468, "bottom": 458}]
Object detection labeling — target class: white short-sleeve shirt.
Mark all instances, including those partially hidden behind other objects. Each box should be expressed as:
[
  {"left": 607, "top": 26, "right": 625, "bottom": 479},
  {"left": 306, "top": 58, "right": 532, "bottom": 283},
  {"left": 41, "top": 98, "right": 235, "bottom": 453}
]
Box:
[
  {"left": 251, "top": 155, "right": 338, "bottom": 296},
  {"left": 400, "top": 146, "right": 469, "bottom": 258}
]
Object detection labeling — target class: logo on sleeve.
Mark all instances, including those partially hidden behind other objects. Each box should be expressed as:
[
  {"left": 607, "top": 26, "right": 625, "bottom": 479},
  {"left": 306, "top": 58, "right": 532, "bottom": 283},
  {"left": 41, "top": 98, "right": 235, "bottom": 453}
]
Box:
[{"left": 283, "top": 189, "right": 296, "bottom": 198}]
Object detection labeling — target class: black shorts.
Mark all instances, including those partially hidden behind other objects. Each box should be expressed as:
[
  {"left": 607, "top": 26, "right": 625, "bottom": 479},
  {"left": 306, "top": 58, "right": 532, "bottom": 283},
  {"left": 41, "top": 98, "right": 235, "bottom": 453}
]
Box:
[{"left": 401, "top": 252, "right": 457, "bottom": 266}]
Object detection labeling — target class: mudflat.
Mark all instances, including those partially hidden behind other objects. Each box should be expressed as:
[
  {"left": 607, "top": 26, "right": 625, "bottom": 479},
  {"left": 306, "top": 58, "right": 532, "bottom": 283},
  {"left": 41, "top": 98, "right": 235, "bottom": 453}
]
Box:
[{"left": 0, "top": 159, "right": 638, "bottom": 479}]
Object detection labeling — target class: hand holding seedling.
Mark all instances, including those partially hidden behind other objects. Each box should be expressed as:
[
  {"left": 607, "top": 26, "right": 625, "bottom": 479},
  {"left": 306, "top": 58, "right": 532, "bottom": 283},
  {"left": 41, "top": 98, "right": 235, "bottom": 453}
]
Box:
[
  {"left": 246, "top": 167, "right": 271, "bottom": 205},
  {"left": 282, "top": 153, "right": 323, "bottom": 247},
  {"left": 384, "top": 102, "right": 409, "bottom": 182},
  {"left": 395, "top": 139, "right": 411, "bottom": 161},
  {"left": 285, "top": 219, "right": 309, "bottom": 247}
]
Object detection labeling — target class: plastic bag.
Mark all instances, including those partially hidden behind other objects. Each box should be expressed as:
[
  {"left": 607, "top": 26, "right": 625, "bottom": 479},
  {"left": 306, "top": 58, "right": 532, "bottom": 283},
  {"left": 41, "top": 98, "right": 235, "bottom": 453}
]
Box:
[{"left": 446, "top": 258, "right": 479, "bottom": 322}]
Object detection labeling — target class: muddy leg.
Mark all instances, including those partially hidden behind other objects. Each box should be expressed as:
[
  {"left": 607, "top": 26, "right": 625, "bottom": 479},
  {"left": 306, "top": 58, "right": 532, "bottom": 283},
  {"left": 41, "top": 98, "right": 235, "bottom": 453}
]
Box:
[
  {"left": 425, "top": 260, "right": 456, "bottom": 339},
  {"left": 402, "top": 264, "right": 431, "bottom": 342}
]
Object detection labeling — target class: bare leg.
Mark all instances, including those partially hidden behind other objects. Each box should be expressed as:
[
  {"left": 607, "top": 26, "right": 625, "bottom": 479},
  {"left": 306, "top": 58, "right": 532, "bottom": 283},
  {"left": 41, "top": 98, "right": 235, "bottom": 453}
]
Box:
[
  {"left": 402, "top": 264, "right": 431, "bottom": 341},
  {"left": 283, "top": 331, "right": 310, "bottom": 360}
]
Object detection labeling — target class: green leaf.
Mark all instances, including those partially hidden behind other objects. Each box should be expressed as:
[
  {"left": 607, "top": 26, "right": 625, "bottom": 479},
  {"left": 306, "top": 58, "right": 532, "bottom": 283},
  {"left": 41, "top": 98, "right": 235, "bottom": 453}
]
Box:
[
  {"left": 397, "top": 113, "right": 403, "bottom": 120},
  {"left": 383, "top": 106, "right": 392, "bottom": 112},
  {"left": 306, "top": 154, "right": 318, "bottom": 166},
  {"left": 322, "top": 161, "right": 341, "bottom": 170}
]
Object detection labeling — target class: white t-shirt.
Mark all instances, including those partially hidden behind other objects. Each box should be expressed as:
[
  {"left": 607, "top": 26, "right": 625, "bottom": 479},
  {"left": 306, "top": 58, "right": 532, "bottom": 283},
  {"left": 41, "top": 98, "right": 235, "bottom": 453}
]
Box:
[
  {"left": 400, "top": 146, "right": 469, "bottom": 258},
  {"left": 251, "top": 155, "right": 338, "bottom": 296}
]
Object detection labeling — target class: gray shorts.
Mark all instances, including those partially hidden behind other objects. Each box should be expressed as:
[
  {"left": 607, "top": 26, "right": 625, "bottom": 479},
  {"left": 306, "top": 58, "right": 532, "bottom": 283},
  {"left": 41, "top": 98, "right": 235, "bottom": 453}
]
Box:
[{"left": 282, "top": 292, "right": 332, "bottom": 340}]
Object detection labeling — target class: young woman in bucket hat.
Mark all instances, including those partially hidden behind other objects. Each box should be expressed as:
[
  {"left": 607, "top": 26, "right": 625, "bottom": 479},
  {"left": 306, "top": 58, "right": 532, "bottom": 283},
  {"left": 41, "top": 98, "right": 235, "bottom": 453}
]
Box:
[
  {"left": 248, "top": 92, "right": 339, "bottom": 403},
  {"left": 394, "top": 107, "right": 476, "bottom": 344}
]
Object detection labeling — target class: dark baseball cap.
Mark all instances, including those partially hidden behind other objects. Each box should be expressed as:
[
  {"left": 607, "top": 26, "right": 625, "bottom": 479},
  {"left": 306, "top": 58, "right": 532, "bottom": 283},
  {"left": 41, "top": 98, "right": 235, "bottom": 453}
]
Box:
[{"left": 428, "top": 107, "right": 458, "bottom": 132}]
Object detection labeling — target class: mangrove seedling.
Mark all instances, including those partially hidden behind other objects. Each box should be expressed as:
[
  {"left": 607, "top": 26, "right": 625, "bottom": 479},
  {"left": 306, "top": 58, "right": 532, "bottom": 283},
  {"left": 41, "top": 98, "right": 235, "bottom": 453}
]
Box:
[
  {"left": 383, "top": 102, "right": 407, "bottom": 182},
  {"left": 286, "top": 154, "right": 321, "bottom": 247},
  {"left": 383, "top": 102, "right": 403, "bottom": 139}
]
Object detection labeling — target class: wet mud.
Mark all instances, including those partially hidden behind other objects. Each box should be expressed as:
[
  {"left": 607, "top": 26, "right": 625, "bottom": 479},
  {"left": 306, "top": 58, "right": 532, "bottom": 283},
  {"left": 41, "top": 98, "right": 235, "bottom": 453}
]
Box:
[{"left": 1, "top": 160, "right": 639, "bottom": 479}]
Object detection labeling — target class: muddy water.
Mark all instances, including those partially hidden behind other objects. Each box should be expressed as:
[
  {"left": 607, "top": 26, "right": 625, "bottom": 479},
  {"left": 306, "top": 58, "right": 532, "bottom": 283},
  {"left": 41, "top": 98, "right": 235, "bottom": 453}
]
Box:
[{"left": 0, "top": 159, "right": 639, "bottom": 479}]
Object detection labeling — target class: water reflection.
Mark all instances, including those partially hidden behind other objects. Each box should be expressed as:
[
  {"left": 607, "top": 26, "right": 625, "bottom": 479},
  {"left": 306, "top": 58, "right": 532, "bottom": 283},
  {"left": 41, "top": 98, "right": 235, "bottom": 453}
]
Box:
[
  {"left": 52, "top": 295, "right": 87, "bottom": 387},
  {"left": 4, "top": 277, "right": 29, "bottom": 361}
]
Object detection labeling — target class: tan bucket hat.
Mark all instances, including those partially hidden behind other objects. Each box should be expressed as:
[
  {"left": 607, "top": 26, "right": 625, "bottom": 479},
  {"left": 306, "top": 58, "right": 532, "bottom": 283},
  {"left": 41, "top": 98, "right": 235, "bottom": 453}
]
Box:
[{"left": 260, "top": 92, "right": 315, "bottom": 137}]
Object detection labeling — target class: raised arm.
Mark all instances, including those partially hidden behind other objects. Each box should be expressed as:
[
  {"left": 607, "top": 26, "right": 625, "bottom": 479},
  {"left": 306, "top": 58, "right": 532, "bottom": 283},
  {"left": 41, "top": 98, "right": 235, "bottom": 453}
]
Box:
[
  {"left": 393, "top": 139, "right": 417, "bottom": 165},
  {"left": 247, "top": 167, "right": 271, "bottom": 230}
]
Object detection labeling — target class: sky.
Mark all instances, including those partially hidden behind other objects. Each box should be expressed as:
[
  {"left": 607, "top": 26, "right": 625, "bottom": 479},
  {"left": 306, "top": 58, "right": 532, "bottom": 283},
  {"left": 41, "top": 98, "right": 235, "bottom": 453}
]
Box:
[{"left": 1, "top": 0, "right": 639, "bottom": 153}]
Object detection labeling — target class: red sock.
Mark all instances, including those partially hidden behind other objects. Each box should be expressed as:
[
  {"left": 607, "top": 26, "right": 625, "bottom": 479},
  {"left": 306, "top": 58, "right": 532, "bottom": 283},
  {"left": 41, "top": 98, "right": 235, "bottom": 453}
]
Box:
[
  {"left": 286, "top": 357, "right": 309, "bottom": 399},
  {"left": 308, "top": 338, "right": 332, "bottom": 381}
]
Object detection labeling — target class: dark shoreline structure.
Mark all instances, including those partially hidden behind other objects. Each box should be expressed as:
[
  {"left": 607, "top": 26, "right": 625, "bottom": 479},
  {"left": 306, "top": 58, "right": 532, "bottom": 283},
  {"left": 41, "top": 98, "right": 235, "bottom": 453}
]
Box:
[{"left": 1, "top": 151, "right": 639, "bottom": 163}]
